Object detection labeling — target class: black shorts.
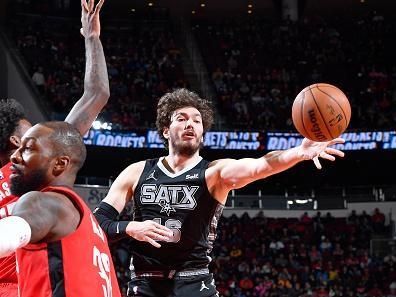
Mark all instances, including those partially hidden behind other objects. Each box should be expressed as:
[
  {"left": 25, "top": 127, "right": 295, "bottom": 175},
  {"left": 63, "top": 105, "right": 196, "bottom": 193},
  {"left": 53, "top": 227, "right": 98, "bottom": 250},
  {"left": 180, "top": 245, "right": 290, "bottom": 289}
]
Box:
[{"left": 127, "top": 273, "right": 218, "bottom": 297}]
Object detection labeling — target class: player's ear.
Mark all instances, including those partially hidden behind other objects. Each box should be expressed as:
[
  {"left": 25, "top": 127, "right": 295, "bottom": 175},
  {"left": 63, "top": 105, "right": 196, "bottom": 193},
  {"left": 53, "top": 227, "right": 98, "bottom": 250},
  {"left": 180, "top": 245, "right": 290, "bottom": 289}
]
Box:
[
  {"left": 9, "top": 135, "right": 21, "bottom": 149},
  {"left": 53, "top": 156, "right": 71, "bottom": 176},
  {"left": 163, "top": 128, "right": 169, "bottom": 140}
]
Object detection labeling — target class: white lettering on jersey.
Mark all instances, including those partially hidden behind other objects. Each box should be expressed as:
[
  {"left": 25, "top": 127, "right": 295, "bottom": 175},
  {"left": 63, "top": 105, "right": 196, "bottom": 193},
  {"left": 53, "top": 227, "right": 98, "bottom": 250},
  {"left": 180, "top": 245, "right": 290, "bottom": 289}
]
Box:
[
  {"left": 93, "top": 246, "right": 113, "bottom": 297},
  {"left": 0, "top": 182, "right": 11, "bottom": 201},
  {"left": 140, "top": 184, "right": 198, "bottom": 216},
  {"left": 90, "top": 214, "right": 105, "bottom": 242},
  {"left": 186, "top": 173, "right": 198, "bottom": 180}
]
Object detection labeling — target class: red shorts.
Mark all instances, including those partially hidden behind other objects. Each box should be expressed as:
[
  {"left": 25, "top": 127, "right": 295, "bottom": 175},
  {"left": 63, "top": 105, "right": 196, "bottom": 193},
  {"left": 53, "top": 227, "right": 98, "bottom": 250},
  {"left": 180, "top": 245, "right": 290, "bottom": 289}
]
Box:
[{"left": 0, "top": 283, "right": 18, "bottom": 297}]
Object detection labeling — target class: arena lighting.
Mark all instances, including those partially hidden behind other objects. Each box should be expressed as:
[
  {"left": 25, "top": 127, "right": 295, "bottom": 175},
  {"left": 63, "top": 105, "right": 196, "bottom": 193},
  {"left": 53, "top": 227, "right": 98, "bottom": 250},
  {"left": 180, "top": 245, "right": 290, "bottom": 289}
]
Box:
[
  {"left": 295, "top": 199, "right": 313, "bottom": 204},
  {"left": 248, "top": 10, "right": 252, "bottom": 14},
  {"left": 248, "top": 4, "right": 253, "bottom": 8},
  {"left": 200, "top": 3, "right": 206, "bottom": 7},
  {"left": 192, "top": 10, "right": 196, "bottom": 14},
  {"left": 131, "top": 8, "right": 136, "bottom": 12},
  {"left": 92, "top": 120, "right": 112, "bottom": 130},
  {"left": 148, "top": 2, "right": 153, "bottom": 6}
]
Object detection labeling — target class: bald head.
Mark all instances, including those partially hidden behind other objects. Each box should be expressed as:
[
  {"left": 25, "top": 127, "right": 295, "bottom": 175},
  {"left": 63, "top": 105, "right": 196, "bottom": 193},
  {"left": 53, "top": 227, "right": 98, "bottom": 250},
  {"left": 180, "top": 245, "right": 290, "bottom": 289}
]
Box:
[{"left": 37, "top": 121, "right": 87, "bottom": 173}]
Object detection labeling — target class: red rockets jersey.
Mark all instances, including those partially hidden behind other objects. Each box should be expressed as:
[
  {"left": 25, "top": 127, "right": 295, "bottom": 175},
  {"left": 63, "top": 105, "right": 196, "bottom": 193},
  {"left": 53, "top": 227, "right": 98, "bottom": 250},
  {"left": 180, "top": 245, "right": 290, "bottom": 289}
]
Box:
[
  {"left": 0, "top": 162, "right": 18, "bottom": 216},
  {"left": 0, "top": 162, "right": 19, "bottom": 284},
  {"left": 16, "top": 186, "right": 121, "bottom": 297}
]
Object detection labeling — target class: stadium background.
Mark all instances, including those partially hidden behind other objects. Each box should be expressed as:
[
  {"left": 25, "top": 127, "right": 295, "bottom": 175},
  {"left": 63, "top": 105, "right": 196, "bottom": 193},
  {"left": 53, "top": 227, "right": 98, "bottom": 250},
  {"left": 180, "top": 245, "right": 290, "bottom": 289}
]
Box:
[{"left": 1, "top": 0, "right": 396, "bottom": 296}]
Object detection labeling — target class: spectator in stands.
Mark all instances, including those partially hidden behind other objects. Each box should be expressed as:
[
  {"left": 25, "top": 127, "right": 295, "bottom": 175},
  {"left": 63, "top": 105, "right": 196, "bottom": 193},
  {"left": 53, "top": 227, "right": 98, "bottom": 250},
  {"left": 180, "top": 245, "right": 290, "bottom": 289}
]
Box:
[
  {"left": 31, "top": 66, "right": 46, "bottom": 94},
  {"left": 347, "top": 210, "right": 359, "bottom": 225},
  {"left": 300, "top": 212, "right": 313, "bottom": 225},
  {"left": 371, "top": 208, "right": 386, "bottom": 232}
]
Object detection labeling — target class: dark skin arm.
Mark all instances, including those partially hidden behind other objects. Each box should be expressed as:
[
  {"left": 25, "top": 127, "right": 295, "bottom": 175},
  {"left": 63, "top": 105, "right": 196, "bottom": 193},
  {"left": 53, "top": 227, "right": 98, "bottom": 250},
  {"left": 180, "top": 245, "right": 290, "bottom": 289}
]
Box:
[
  {"left": 64, "top": 0, "right": 109, "bottom": 136},
  {"left": 11, "top": 191, "right": 80, "bottom": 243}
]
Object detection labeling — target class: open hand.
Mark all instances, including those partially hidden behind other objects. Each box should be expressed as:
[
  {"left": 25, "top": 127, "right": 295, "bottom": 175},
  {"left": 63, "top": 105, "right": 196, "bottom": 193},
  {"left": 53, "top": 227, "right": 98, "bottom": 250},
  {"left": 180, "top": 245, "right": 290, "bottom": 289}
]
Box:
[
  {"left": 298, "top": 137, "right": 345, "bottom": 169},
  {"left": 81, "top": 0, "right": 104, "bottom": 38},
  {"left": 126, "top": 220, "right": 174, "bottom": 248}
]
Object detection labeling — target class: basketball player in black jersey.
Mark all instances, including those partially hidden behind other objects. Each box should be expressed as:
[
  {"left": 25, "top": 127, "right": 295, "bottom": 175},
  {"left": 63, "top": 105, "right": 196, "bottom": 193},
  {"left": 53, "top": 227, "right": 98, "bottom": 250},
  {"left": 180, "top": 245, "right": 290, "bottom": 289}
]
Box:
[{"left": 94, "top": 88, "right": 345, "bottom": 297}]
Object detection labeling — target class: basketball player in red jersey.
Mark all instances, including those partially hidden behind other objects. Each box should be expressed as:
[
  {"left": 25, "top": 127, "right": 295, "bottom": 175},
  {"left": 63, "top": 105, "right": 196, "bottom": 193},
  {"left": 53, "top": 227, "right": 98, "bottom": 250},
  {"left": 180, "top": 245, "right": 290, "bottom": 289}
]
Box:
[
  {"left": 0, "top": 0, "right": 109, "bottom": 295},
  {"left": 0, "top": 121, "right": 121, "bottom": 297},
  {"left": 94, "top": 89, "right": 346, "bottom": 297}
]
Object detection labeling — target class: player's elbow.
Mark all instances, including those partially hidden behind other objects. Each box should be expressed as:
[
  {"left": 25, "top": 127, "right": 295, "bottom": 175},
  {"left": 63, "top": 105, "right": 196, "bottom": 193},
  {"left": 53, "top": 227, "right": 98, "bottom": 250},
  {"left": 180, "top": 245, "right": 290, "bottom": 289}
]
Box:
[
  {"left": 95, "top": 86, "right": 110, "bottom": 104},
  {"left": 85, "top": 83, "right": 110, "bottom": 104}
]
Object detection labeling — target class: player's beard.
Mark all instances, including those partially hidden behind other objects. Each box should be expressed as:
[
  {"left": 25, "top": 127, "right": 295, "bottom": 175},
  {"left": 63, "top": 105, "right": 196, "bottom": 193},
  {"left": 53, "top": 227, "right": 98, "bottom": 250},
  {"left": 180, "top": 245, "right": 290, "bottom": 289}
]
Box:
[
  {"left": 171, "top": 137, "right": 202, "bottom": 156},
  {"left": 10, "top": 168, "right": 48, "bottom": 196}
]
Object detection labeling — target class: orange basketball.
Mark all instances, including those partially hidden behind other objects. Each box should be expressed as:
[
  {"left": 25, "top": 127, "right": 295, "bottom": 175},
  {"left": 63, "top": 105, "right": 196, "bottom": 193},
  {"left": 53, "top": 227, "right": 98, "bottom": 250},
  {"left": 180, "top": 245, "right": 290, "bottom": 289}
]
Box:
[{"left": 292, "top": 83, "right": 351, "bottom": 142}]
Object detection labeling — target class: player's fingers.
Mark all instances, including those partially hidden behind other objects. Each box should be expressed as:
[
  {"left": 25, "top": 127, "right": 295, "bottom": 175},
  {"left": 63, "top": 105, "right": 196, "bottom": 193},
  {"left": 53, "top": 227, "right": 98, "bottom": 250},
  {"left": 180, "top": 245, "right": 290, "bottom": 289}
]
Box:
[
  {"left": 94, "top": 0, "right": 104, "bottom": 15},
  {"left": 329, "top": 137, "right": 345, "bottom": 145},
  {"left": 313, "top": 156, "right": 322, "bottom": 170},
  {"left": 145, "top": 237, "right": 161, "bottom": 248},
  {"left": 81, "top": 0, "right": 89, "bottom": 12},
  {"left": 325, "top": 147, "right": 345, "bottom": 157},
  {"left": 154, "top": 233, "right": 171, "bottom": 242},
  {"left": 80, "top": 28, "right": 85, "bottom": 36},
  {"left": 151, "top": 221, "right": 172, "bottom": 232},
  {"left": 154, "top": 229, "right": 173, "bottom": 240},
  {"left": 88, "top": 0, "right": 94, "bottom": 12},
  {"left": 147, "top": 231, "right": 167, "bottom": 241},
  {"left": 319, "top": 152, "right": 336, "bottom": 161}
]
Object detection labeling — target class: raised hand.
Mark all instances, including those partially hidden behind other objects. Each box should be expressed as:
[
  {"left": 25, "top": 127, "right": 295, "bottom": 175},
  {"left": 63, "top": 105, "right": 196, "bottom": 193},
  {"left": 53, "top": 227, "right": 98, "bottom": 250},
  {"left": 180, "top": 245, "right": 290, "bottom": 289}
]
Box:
[
  {"left": 298, "top": 137, "right": 345, "bottom": 169},
  {"left": 126, "top": 220, "right": 174, "bottom": 248},
  {"left": 81, "top": 0, "right": 105, "bottom": 38}
]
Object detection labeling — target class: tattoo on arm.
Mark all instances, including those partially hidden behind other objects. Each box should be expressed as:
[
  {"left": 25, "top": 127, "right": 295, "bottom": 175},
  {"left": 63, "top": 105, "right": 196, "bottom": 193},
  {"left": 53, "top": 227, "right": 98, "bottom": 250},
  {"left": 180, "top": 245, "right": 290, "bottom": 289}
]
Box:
[{"left": 65, "top": 36, "right": 109, "bottom": 135}]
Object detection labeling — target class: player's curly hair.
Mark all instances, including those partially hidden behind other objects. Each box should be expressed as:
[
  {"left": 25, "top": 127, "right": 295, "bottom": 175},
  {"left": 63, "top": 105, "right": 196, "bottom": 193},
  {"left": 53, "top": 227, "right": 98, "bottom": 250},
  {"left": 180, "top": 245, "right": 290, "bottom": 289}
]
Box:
[
  {"left": 0, "top": 99, "right": 27, "bottom": 154},
  {"left": 156, "top": 88, "right": 214, "bottom": 147}
]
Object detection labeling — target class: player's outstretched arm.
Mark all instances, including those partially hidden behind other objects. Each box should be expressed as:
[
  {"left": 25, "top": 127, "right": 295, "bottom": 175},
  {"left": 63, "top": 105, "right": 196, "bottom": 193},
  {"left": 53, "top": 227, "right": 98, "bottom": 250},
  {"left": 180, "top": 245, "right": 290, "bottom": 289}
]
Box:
[
  {"left": 65, "top": 0, "right": 109, "bottom": 135},
  {"left": 0, "top": 191, "right": 79, "bottom": 257},
  {"left": 94, "top": 161, "right": 173, "bottom": 247},
  {"left": 209, "top": 138, "right": 345, "bottom": 204}
]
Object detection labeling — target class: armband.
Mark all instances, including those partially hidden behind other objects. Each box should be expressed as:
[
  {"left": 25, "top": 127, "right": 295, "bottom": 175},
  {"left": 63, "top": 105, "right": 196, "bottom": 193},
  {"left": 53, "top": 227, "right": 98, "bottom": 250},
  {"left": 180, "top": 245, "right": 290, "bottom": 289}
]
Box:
[
  {"left": 93, "top": 201, "right": 129, "bottom": 241},
  {"left": 0, "top": 216, "right": 31, "bottom": 258}
]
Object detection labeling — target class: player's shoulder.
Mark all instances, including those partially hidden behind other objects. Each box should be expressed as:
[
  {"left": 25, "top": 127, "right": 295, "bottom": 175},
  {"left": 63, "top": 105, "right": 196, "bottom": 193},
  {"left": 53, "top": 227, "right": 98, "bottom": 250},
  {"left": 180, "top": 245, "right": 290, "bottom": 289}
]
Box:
[
  {"left": 14, "top": 190, "right": 68, "bottom": 214},
  {"left": 122, "top": 160, "right": 147, "bottom": 173},
  {"left": 115, "top": 160, "right": 148, "bottom": 185}
]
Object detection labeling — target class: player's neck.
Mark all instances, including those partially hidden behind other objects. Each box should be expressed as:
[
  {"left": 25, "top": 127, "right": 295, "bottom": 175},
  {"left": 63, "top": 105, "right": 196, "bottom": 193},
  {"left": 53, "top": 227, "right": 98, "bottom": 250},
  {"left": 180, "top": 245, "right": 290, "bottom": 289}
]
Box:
[{"left": 163, "top": 152, "right": 200, "bottom": 174}]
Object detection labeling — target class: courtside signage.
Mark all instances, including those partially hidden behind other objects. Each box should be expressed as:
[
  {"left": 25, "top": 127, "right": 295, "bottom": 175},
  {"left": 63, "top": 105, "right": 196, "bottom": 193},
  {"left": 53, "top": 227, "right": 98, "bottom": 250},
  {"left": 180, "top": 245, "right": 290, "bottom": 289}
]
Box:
[{"left": 83, "top": 129, "right": 396, "bottom": 151}]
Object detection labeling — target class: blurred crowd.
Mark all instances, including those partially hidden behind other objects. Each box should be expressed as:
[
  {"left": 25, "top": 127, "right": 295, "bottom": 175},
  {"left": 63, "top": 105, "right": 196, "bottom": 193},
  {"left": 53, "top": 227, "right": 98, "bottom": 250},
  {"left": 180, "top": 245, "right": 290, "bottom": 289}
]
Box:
[
  {"left": 11, "top": 16, "right": 187, "bottom": 130},
  {"left": 194, "top": 13, "right": 396, "bottom": 130},
  {"left": 111, "top": 208, "right": 395, "bottom": 297},
  {"left": 7, "top": 12, "right": 396, "bottom": 131}
]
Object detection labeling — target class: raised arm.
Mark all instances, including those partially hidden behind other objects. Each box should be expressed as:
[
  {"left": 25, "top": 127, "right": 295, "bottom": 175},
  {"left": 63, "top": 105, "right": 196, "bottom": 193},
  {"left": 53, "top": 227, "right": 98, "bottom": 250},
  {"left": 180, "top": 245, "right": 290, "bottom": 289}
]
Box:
[
  {"left": 0, "top": 191, "right": 80, "bottom": 257},
  {"left": 208, "top": 137, "right": 345, "bottom": 204},
  {"left": 65, "top": 0, "right": 109, "bottom": 135},
  {"left": 94, "top": 161, "right": 172, "bottom": 247}
]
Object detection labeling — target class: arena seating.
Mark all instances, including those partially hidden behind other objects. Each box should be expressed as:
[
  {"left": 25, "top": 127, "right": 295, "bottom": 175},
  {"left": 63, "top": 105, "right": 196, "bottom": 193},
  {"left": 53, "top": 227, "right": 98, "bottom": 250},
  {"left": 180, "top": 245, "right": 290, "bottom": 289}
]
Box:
[{"left": 110, "top": 209, "right": 394, "bottom": 296}]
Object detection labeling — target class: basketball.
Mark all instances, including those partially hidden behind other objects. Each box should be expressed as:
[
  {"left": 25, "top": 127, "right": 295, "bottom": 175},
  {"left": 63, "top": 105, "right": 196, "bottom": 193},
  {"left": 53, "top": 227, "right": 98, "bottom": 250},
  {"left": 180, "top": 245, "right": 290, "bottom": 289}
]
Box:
[{"left": 291, "top": 83, "right": 351, "bottom": 142}]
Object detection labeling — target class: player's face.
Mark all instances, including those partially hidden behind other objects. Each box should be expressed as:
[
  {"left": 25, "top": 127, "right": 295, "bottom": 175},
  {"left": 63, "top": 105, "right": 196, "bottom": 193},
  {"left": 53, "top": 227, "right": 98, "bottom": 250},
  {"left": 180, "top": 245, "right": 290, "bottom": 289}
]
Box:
[
  {"left": 165, "top": 106, "right": 204, "bottom": 156},
  {"left": 9, "top": 124, "right": 55, "bottom": 196}
]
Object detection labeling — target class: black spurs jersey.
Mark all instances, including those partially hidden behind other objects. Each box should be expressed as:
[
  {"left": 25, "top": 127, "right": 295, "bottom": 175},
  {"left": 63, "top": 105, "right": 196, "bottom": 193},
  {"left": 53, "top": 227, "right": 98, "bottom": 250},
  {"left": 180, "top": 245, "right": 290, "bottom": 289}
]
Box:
[{"left": 130, "top": 157, "right": 224, "bottom": 272}]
